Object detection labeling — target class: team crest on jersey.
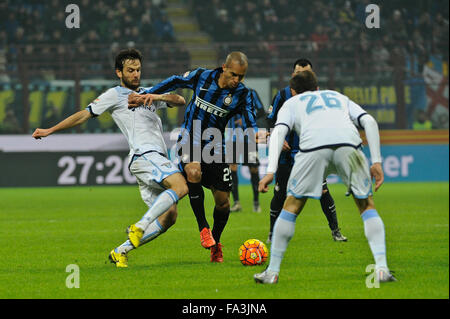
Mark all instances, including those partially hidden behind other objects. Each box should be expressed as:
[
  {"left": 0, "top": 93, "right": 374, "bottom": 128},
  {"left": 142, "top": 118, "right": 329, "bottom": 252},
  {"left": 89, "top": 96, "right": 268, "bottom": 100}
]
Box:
[
  {"left": 223, "top": 94, "right": 233, "bottom": 106},
  {"left": 268, "top": 105, "right": 273, "bottom": 113}
]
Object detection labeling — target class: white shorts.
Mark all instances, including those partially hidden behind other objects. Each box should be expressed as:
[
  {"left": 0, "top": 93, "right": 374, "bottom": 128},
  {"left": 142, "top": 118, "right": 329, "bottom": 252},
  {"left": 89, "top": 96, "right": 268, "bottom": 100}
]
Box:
[
  {"left": 129, "top": 152, "right": 180, "bottom": 207},
  {"left": 287, "top": 146, "right": 372, "bottom": 199}
]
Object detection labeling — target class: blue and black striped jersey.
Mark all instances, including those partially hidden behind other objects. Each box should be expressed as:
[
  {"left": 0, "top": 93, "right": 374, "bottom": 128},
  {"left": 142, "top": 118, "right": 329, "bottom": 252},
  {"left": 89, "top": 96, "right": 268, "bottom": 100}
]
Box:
[
  {"left": 267, "top": 86, "right": 299, "bottom": 165},
  {"left": 228, "top": 88, "right": 265, "bottom": 142},
  {"left": 145, "top": 68, "right": 258, "bottom": 159}
]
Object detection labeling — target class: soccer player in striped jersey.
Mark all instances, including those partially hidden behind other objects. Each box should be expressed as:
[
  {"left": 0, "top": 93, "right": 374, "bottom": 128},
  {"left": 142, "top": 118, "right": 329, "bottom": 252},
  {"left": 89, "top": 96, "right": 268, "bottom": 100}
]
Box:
[
  {"left": 129, "top": 52, "right": 261, "bottom": 262},
  {"left": 267, "top": 59, "right": 347, "bottom": 243},
  {"left": 229, "top": 88, "right": 267, "bottom": 213}
]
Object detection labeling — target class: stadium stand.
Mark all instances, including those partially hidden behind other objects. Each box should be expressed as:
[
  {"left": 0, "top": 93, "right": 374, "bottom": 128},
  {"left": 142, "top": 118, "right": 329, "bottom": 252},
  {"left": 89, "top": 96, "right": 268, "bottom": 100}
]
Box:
[{"left": 0, "top": 0, "right": 448, "bottom": 133}]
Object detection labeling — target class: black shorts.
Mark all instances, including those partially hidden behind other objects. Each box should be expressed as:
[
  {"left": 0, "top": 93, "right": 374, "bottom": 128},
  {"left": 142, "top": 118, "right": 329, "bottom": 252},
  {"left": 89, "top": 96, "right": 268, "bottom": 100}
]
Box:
[{"left": 180, "top": 161, "right": 233, "bottom": 192}]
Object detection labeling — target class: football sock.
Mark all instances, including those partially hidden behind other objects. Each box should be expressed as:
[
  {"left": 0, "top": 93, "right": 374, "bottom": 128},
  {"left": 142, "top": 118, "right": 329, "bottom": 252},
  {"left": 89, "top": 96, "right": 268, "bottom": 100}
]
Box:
[
  {"left": 140, "top": 219, "right": 166, "bottom": 245},
  {"left": 361, "top": 209, "right": 388, "bottom": 269},
  {"left": 269, "top": 193, "right": 284, "bottom": 237},
  {"left": 115, "top": 240, "right": 134, "bottom": 255},
  {"left": 319, "top": 190, "right": 339, "bottom": 231},
  {"left": 268, "top": 209, "right": 297, "bottom": 273},
  {"left": 116, "top": 220, "right": 165, "bottom": 254},
  {"left": 250, "top": 171, "right": 260, "bottom": 203},
  {"left": 135, "top": 189, "right": 179, "bottom": 231},
  {"left": 231, "top": 170, "right": 239, "bottom": 202},
  {"left": 211, "top": 206, "right": 230, "bottom": 244},
  {"left": 187, "top": 181, "right": 209, "bottom": 231}
]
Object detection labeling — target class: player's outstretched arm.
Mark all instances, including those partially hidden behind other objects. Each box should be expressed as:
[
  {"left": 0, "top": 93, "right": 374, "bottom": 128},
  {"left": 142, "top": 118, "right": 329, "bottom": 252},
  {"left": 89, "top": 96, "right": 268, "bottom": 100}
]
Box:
[
  {"left": 32, "top": 109, "right": 92, "bottom": 139},
  {"left": 128, "top": 93, "right": 185, "bottom": 108}
]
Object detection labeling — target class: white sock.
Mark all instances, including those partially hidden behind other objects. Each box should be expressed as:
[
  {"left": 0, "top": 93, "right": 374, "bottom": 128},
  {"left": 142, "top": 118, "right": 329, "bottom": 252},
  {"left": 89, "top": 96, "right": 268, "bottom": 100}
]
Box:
[
  {"left": 361, "top": 209, "right": 388, "bottom": 270},
  {"left": 267, "top": 209, "right": 297, "bottom": 274},
  {"left": 135, "top": 189, "right": 178, "bottom": 231},
  {"left": 140, "top": 219, "right": 165, "bottom": 245},
  {"left": 115, "top": 219, "right": 165, "bottom": 254}
]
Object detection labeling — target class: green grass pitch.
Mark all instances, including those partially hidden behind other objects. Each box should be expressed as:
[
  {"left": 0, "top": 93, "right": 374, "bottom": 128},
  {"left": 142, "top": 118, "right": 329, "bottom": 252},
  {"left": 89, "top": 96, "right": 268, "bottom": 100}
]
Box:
[{"left": 0, "top": 182, "right": 448, "bottom": 299}]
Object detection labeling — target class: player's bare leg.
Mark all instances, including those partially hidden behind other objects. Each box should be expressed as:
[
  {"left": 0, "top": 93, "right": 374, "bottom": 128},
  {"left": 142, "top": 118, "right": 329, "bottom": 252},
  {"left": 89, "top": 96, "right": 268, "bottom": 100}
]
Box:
[
  {"left": 210, "top": 187, "right": 230, "bottom": 262},
  {"left": 184, "top": 162, "right": 215, "bottom": 248}
]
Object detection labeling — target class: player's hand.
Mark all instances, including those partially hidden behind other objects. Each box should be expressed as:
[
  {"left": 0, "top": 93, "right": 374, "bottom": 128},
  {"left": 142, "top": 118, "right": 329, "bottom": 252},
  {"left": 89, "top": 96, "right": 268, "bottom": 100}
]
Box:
[
  {"left": 282, "top": 140, "right": 291, "bottom": 152},
  {"left": 255, "top": 130, "right": 270, "bottom": 144},
  {"left": 32, "top": 128, "right": 51, "bottom": 139},
  {"left": 370, "top": 162, "right": 384, "bottom": 192},
  {"left": 258, "top": 173, "right": 274, "bottom": 193},
  {"left": 142, "top": 94, "right": 156, "bottom": 107},
  {"left": 128, "top": 93, "right": 144, "bottom": 108}
]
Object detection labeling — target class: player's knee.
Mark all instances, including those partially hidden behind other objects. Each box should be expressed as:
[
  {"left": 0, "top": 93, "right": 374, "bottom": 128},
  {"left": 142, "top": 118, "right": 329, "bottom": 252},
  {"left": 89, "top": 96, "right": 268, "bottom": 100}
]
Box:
[
  {"left": 216, "top": 198, "right": 230, "bottom": 212},
  {"left": 355, "top": 196, "right": 376, "bottom": 213},
  {"left": 186, "top": 167, "right": 202, "bottom": 183},
  {"left": 167, "top": 174, "right": 189, "bottom": 199}
]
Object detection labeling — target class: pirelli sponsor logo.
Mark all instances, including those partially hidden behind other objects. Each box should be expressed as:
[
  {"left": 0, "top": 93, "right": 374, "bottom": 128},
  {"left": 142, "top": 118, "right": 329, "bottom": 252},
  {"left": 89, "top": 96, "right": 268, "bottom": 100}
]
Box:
[{"left": 195, "top": 96, "right": 229, "bottom": 118}]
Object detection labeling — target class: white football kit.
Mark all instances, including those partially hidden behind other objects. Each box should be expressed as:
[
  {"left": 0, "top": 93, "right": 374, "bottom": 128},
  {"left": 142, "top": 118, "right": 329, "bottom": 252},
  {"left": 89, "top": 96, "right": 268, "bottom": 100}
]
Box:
[
  {"left": 87, "top": 86, "right": 179, "bottom": 206},
  {"left": 269, "top": 89, "right": 381, "bottom": 199}
]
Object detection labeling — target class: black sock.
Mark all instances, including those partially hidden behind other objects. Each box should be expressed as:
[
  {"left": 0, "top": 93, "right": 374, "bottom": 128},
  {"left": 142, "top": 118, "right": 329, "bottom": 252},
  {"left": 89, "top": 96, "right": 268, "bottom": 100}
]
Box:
[
  {"left": 187, "top": 182, "right": 209, "bottom": 231},
  {"left": 320, "top": 190, "right": 339, "bottom": 231},
  {"left": 250, "top": 171, "right": 259, "bottom": 203},
  {"left": 212, "top": 206, "right": 230, "bottom": 244},
  {"left": 231, "top": 170, "right": 239, "bottom": 202},
  {"left": 269, "top": 190, "right": 285, "bottom": 235}
]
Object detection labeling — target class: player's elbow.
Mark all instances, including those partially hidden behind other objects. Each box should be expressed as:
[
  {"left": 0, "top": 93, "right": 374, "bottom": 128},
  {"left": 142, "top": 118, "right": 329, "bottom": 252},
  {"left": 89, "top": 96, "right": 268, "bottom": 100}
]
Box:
[
  {"left": 77, "top": 109, "right": 93, "bottom": 123},
  {"left": 170, "top": 95, "right": 186, "bottom": 107},
  {"left": 360, "top": 114, "right": 378, "bottom": 131}
]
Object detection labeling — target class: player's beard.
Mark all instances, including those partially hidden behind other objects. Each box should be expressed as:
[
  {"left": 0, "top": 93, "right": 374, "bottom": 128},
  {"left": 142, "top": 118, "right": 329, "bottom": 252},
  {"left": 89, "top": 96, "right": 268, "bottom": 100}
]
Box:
[{"left": 122, "top": 76, "right": 140, "bottom": 91}]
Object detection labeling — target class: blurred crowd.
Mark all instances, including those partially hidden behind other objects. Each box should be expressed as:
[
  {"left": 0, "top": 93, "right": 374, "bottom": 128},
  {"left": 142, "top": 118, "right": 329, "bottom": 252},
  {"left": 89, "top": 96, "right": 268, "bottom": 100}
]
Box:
[
  {"left": 0, "top": 0, "right": 448, "bottom": 133},
  {"left": 193, "top": 0, "right": 449, "bottom": 78},
  {"left": 0, "top": 0, "right": 189, "bottom": 80},
  {"left": 1, "top": 0, "right": 448, "bottom": 80}
]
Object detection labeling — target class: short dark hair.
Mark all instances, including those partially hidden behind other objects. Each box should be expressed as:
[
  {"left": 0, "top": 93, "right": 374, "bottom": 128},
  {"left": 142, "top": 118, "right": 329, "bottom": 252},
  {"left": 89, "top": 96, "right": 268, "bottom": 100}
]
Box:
[
  {"left": 115, "top": 48, "right": 142, "bottom": 71},
  {"left": 293, "top": 58, "right": 313, "bottom": 70},
  {"left": 289, "top": 70, "right": 318, "bottom": 94}
]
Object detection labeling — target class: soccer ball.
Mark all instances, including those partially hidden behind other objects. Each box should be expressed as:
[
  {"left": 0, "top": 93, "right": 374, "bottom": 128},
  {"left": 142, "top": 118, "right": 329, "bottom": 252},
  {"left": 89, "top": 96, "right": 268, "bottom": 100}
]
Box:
[{"left": 239, "top": 239, "right": 269, "bottom": 266}]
